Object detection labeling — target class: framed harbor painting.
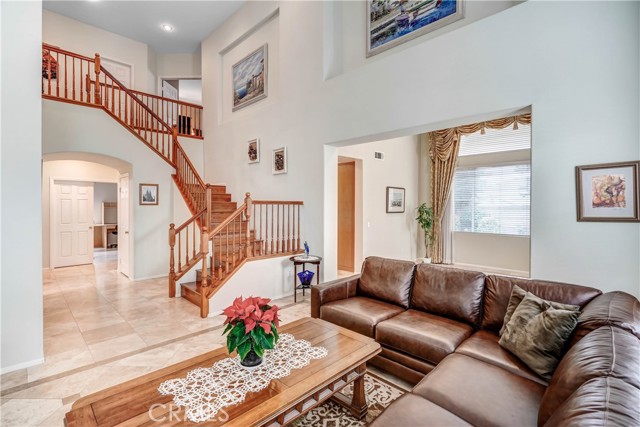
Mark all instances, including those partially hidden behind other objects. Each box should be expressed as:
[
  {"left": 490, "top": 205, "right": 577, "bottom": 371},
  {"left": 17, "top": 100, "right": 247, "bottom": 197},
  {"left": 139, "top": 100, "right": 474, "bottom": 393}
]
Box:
[
  {"left": 232, "top": 44, "right": 268, "bottom": 112},
  {"left": 367, "top": 0, "right": 463, "bottom": 57},
  {"left": 576, "top": 161, "right": 640, "bottom": 222}
]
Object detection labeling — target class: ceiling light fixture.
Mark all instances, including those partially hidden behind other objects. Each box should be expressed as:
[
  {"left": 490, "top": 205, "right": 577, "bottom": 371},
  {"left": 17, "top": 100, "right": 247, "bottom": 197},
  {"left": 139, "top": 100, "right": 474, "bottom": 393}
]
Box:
[{"left": 161, "top": 23, "right": 174, "bottom": 32}]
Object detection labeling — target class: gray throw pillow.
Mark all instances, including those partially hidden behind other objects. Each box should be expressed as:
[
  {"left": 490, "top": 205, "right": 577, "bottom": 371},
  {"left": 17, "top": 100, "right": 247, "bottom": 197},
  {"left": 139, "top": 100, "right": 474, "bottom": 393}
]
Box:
[
  {"left": 499, "top": 292, "right": 580, "bottom": 380},
  {"left": 499, "top": 285, "right": 579, "bottom": 336}
]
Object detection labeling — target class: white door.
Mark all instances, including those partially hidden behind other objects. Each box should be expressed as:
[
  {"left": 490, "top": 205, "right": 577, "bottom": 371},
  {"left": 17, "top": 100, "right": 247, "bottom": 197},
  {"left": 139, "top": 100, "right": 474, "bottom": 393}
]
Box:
[
  {"left": 118, "top": 174, "right": 131, "bottom": 277},
  {"left": 52, "top": 181, "right": 94, "bottom": 268}
]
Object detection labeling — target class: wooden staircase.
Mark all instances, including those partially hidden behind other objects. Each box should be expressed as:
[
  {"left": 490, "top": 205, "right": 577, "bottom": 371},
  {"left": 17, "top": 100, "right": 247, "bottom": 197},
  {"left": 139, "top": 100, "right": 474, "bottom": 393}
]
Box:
[{"left": 42, "top": 44, "right": 304, "bottom": 318}]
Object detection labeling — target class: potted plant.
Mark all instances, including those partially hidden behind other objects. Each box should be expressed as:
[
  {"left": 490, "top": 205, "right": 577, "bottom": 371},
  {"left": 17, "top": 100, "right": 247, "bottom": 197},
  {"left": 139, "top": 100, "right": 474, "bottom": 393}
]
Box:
[
  {"left": 222, "top": 296, "right": 280, "bottom": 367},
  {"left": 416, "top": 203, "right": 435, "bottom": 264}
]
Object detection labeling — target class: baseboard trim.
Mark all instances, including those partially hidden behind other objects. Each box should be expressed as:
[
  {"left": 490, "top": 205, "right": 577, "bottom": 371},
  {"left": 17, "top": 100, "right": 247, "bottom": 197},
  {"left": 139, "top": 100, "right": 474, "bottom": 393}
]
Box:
[
  {"left": 450, "top": 262, "right": 529, "bottom": 278},
  {"left": 1, "top": 357, "right": 45, "bottom": 374}
]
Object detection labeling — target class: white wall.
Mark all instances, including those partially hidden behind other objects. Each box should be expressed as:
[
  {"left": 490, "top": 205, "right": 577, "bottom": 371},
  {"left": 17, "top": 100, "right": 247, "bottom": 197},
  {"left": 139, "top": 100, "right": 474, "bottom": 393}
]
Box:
[
  {"left": 202, "top": 1, "right": 640, "bottom": 296},
  {"left": 43, "top": 10, "right": 155, "bottom": 92},
  {"left": 156, "top": 53, "right": 202, "bottom": 80},
  {"left": 453, "top": 233, "right": 530, "bottom": 276},
  {"left": 337, "top": 136, "right": 420, "bottom": 266},
  {"left": 41, "top": 160, "right": 120, "bottom": 268},
  {"left": 42, "top": 100, "right": 178, "bottom": 280},
  {"left": 1, "top": 0, "right": 44, "bottom": 372}
]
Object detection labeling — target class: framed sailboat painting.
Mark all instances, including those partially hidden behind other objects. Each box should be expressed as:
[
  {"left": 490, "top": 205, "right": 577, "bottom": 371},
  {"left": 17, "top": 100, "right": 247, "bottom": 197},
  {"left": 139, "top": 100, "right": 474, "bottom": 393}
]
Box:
[{"left": 367, "top": 0, "right": 463, "bottom": 57}]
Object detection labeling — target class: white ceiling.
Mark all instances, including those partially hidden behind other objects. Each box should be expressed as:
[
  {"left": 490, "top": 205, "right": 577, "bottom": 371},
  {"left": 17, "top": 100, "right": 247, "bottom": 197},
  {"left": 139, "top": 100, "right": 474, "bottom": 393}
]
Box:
[{"left": 43, "top": 1, "right": 246, "bottom": 53}]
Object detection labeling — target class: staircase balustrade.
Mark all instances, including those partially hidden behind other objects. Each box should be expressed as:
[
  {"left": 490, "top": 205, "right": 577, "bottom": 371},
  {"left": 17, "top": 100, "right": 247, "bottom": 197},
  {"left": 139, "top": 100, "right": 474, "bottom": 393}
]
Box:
[{"left": 43, "top": 43, "right": 305, "bottom": 319}]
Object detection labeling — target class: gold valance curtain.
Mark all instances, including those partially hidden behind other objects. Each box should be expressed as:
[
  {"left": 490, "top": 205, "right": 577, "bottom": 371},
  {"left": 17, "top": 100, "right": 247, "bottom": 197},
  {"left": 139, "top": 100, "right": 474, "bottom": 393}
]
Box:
[{"left": 429, "top": 113, "right": 531, "bottom": 263}]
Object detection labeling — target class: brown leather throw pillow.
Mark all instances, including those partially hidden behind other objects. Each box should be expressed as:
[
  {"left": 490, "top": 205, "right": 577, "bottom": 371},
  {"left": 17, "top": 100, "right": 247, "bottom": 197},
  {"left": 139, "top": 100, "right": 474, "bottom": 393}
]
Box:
[
  {"left": 499, "top": 285, "right": 579, "bottom": 336},
  {"left": 499, "top": 292, "right": 580, "bottom": 380}
]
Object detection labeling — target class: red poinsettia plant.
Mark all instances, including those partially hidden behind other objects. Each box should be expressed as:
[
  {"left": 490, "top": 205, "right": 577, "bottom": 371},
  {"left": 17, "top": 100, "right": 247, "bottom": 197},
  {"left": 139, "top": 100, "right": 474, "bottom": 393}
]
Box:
[{"left": 222, "top": 296, "right": 281, "bottom": 361}]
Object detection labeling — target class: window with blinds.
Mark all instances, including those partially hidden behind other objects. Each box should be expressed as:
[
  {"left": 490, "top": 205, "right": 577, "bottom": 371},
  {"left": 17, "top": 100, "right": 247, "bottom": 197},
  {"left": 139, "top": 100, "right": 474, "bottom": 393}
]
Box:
[{"left": 453, "top": 124, "right": 531, "bottom": 236}]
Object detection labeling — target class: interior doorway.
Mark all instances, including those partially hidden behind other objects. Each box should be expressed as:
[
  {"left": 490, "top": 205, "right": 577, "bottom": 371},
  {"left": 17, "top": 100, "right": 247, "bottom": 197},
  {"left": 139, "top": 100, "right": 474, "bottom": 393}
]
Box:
[{"left": 337, "top": 158, "right": 357, "bottom": 273}]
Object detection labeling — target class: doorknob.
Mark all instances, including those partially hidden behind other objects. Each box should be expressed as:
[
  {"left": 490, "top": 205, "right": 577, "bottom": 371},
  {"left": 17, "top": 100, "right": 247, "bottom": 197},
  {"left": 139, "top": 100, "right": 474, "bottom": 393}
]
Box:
[
  {"left": 89, "top": 226, "right": 93, "bottom": 229},
  {"left": 125, "top": 231, "right": 129, "bottom": 234}
]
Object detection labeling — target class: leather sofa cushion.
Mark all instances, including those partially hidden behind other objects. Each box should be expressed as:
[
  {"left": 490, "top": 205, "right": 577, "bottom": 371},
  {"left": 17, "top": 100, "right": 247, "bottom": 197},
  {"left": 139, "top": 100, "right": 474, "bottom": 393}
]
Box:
[
  {"left": 411, "top": 264, "right": 485, "bottom": 326},
  {"left": 358, "top": 256, "right": 415, "bottom": 309},
  {"left": 369, "top": 393, "right": 472, "bottom": 427},
  {"left": 455, "top": 330, "right": 547, "bottom": 386},
  {"left": 319, "top": 296, "right": 403, "bottom": 338},
  {"left": 413, "top": 354, "right": 546, "bottom": 427},
  {"left": 380, "top": 346, "right": 436, "bottom": 376},
  {"left": 538, "top": 326, "right": 640, "bottom": 426},
  {"left": 481, "top": 274, "right": 601, "bottom": 332},
  {"left": 376, "top": 310, "right": 473, "bottom": 365},
  {"left": 542, "top": 377, "right": 640, "bottom": 427},
  {"left": 568, "top": 291, "right": 640, "bottom": 348}
]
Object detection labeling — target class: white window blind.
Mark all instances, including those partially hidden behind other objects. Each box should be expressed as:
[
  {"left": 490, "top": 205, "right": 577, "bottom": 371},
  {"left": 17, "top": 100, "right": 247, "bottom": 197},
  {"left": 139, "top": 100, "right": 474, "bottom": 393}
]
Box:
[
  {"left": 458, "top": 124, "right": 531, "bottom": 157},
  {"left": 453, "top": 124, "right": 531, "bottom": 236}
]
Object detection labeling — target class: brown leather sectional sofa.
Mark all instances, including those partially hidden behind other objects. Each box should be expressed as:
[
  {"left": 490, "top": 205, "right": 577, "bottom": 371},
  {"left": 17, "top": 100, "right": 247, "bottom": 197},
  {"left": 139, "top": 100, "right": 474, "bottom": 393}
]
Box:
[{"left": 311, "top": 256, "right": 640, "bottom": 426}]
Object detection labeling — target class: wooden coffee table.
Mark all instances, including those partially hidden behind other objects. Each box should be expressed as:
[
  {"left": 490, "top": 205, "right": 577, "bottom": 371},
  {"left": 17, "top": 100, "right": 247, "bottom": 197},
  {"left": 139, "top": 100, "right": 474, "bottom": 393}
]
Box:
[{"left": 65, "top": 317, "right": 381, "bottom": 426}]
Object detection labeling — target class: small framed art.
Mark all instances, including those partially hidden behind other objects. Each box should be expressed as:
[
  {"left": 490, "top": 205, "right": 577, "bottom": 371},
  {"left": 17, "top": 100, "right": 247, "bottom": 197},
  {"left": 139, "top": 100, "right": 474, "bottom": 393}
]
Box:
[
  {"left": 248, "top": 138, "right": 260, "bottom": 163},
  {"left": 386, "top": 187, "right": 405, "bottom": 213},
  {"left": 576, "top": 161, "right": 639, "bottom": 222},
  {"left": 272, "top": 147, "right": 287, "bottom": 175},
  {"left": 139, "top": 183, "right": 159, "bottom": 206}
]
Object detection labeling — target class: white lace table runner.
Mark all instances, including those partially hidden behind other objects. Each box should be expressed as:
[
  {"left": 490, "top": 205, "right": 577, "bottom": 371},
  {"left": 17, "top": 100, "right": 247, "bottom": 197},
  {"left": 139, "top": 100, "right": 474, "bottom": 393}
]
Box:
[{"left": 158, "top": 333, "right": 328, "bottom": 423}]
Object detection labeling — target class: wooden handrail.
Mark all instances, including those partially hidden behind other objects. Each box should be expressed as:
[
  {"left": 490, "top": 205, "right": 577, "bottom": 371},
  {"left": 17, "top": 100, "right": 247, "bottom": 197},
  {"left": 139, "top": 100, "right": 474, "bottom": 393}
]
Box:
[
  {"left": 43, "top": 43, "right": 92, "bottom": 61},
  {"left": 93, "top": 68, "right": 172, "bottom": 133},
  {"left": 175, "top": 141, "right": 206, "bottom": 190},
  {"left": 253, "top": 200, "right": 304, "bottom": 205},
  {"left": 174, "top": 207, "right": 207, "bottom": 234},
  {"left": 129, "top": 88, "right": 203, "bottom": 110},
  {"left": 208, "top": 203, "right": 247, "bottom": 238}
]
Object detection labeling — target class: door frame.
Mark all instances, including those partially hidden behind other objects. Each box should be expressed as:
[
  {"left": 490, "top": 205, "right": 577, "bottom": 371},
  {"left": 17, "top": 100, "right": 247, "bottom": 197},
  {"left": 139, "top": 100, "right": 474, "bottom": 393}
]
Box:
[
  {"left": 49, "top": 177, "right": 121, "bottom": 268},
  {"left": 117, "top": 173, "right": 131, "bottom": 277}
]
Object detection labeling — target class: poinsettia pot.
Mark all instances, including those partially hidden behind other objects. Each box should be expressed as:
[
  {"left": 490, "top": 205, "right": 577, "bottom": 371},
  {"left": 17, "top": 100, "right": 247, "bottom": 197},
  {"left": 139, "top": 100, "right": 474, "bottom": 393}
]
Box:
[{"left": 240, "top": 345, "right": 263, "bottom": 367}]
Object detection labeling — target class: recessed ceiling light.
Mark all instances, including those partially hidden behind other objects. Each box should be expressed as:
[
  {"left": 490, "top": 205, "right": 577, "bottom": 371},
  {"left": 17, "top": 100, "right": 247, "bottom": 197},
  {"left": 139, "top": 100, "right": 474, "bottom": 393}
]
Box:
[{"left": 161, "top": 24, "right": 174, "bottom": 32}]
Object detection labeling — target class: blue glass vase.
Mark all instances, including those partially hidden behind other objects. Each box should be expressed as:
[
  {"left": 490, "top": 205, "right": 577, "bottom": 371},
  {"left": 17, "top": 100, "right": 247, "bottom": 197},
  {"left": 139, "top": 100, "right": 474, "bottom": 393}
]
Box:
[{"left": 297, "top": 270, "right": 314, "bottom": 287}]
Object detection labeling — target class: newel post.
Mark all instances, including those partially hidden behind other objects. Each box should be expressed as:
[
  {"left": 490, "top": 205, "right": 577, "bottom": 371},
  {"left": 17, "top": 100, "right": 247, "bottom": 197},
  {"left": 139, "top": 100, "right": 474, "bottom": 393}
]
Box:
[
  {"left": 172, "top": 125, "right": 179, "bottom": 165},
  {"left": 206, "top": 186, "right": 212, "bottom": 230},
  {"left": 244, "top": 192, "right": 252, "bottom": 258},
  {"left": 93, "top": 53, "right": 101, "bottom": 105},
  {"left": 169, "top": 223, "right": 176, "bottom": 298},
  {"left": 200, "top": 226, "right": 210, "bottom": 318}
]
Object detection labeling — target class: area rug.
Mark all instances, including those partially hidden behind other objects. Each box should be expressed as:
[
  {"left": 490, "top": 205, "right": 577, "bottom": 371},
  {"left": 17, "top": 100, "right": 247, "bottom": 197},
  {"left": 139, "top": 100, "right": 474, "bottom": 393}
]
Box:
[{"left": 293, "top": 372, "right": 406, "bottom": 426}]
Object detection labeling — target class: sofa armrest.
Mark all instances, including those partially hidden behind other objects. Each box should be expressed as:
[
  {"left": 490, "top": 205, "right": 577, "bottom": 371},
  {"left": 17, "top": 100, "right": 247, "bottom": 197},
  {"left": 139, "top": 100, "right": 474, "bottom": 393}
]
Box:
[{"left": 311, "top": 274, "right": 360, "bottom": 318}]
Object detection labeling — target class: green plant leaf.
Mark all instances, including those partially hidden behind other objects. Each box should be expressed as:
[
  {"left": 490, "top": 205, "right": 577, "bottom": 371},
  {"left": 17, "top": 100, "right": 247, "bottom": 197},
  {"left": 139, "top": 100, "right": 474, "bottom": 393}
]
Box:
[
  {"left": 271, "top": 323, "right": 279, "bottom": 342},
  {"left": 253, "top": 344, "right": 264, "bottom": 357},
  {"left": 263, "top": 332, "right": 275, "bottom": 349},
  {"left": 227, "top": 334, "right": 237, "bottom": 354},
  {"left": 223, "top": 323, "right": 232, "bottom": 335},
  {"left": 237, "top": 340, "right": 251, "bottom": 360}
]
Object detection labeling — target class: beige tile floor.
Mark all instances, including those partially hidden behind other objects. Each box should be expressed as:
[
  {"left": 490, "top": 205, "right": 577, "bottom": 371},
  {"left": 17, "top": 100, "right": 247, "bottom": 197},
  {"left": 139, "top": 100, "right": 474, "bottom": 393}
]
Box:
[{"left": 0, "top": 251, "right": 312, "bottom": 426}]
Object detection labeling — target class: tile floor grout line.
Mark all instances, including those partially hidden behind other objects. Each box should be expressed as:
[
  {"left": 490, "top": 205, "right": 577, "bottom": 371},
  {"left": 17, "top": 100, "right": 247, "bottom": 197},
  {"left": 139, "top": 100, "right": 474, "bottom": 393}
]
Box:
[{"left": 1, "top": 301, "right": 299, "bottom": 397}]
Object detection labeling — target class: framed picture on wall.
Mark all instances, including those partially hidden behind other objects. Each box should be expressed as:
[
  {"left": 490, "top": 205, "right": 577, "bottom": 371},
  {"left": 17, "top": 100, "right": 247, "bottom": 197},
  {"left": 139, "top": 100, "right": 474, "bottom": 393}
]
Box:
[
  {"left": 248, "top": 138, "right": 260, "bottom": 164},
  {"left": 575, "top": 161, "right": 639, "bottom": 222},
  {"left": 272, "top": 147, "right": 287, "bottom": 175},
  {"left": 139, "top": 183, "right": 159, "bottom": 206},
  {"left": 366, "top": 0, "right": 464, "bottom": 57},
  {"left": 386, "top": 186, "right": 405, "bottom": 213},
  {"left": 232, "top": 44, "right": 268, "bottom": 112}
]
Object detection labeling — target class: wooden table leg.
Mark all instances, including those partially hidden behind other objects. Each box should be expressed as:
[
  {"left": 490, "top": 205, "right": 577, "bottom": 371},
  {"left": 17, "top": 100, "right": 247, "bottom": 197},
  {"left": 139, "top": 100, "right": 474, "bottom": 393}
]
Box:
[
  {"left": 294, "top": 263, "right": 298, "bottom": 303},
  {"left": 330, "top": 363, "right": 368, "bottom": 420}
]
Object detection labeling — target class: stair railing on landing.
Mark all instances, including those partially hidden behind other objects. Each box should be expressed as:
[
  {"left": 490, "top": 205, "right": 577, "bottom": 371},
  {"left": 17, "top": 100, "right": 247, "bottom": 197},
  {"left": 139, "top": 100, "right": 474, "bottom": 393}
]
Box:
[{"left": 42, "top": 44, "right": 203, "bottom": 141}]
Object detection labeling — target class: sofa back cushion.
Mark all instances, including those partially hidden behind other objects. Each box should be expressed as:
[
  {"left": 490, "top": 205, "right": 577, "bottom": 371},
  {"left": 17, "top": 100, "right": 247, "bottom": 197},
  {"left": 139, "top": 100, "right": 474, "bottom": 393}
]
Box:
[
  {"left": 411, "top": 264, "right": 485, "bottom": 326},
  {"left": 567, "top": 291, "right": 640, "bottom": 348},
  {"left": 481, "top": 275, "right": 601, "bottom": 333},
  {"left": 537, "top": 326, "right": 640, "bottom": 425},
  {"left": 358, "top": 257, "right": 415, "bottom": 309},
  {"left": 541, "top": 377, "right": 640, "bottom": 427}
]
